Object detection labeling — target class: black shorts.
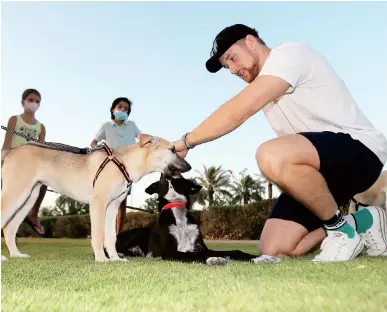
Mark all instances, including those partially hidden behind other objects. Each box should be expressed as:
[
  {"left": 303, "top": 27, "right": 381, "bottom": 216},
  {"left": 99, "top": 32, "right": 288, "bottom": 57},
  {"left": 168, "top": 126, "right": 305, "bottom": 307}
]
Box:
[{"left": 268, "top": 131, "right": 384, "bottom": 232}]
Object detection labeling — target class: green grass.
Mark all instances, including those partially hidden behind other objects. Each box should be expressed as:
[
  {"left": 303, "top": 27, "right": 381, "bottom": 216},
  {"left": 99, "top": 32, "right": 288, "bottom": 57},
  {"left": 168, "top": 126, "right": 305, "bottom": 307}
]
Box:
[{"left": 1, "top": 238, "right": 386, "bottom": 312}]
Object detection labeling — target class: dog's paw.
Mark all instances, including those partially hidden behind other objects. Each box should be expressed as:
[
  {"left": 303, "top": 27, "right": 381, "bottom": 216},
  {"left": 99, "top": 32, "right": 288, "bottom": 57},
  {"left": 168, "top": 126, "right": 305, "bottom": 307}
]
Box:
[
  {"left": 250, "top": 255, "right": 281, "bottom": 264},
  {"left": 128, "top": 246, "right": 145, "bottom": 257},
  {"left": 109, "top": 256, "right": 129, "bottom": 262},
  {"left": 94, "top": 256, "right": 109, "bottom": 262},
  {"left": 11, "top": 253, "right": 31, "bottom": 258},
  {"left": 1, "top": 255, "right": 8, "bottom": 261},
  {"left": 206, "top": 257, "right": 228, "bottom": 266}
]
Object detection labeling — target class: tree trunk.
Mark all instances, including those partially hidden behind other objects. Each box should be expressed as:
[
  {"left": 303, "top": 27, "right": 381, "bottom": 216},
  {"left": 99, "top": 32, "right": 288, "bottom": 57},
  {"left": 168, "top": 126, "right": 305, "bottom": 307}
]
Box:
[
  {"left": 208, "top": 189, "right": 214, "bottom": 207},
  {"left": 268, "top": 182, "right": 273, "bottom": 199},
  {"left": 243, "top": 192, "right": 249, "bottom": 205}
]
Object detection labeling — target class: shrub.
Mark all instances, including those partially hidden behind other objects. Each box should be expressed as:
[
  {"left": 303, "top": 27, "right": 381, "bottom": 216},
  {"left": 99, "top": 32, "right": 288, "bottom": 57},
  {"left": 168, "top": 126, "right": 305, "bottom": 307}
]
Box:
[{"left": 14, "top": 199, "right": 277, "bottom": 240}]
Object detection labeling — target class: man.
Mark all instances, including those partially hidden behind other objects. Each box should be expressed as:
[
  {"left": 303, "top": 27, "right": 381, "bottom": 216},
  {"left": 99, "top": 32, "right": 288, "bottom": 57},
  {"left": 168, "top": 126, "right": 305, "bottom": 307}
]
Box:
[{"left": 173, "top": 24, "right": 387, "bottom": 262}]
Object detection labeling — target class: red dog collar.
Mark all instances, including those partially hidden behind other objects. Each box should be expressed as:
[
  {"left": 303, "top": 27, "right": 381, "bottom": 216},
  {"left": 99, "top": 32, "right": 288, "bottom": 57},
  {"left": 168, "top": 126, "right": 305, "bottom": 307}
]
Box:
[{"left": 162, "top": 202, "right": 186, "bottom": 210}]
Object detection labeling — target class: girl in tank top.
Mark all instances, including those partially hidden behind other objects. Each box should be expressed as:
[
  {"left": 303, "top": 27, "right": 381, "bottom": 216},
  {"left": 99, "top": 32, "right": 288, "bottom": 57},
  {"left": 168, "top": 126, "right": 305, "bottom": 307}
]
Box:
[{"left": 2, "top": 89, "right": 48, "bottom": 237}]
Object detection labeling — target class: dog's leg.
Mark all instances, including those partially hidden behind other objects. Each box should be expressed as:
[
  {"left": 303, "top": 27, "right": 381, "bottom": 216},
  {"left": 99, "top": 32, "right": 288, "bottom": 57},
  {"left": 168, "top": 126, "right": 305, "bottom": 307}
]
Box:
[
  {"left": 2, "top": 183, "right": 42, "bottom": 258},
  {"left": 203, "top": 249, "right": 257, "bottom": 261},
  {"left": 90, "top": 197, "right": 109, "bottom": 262},
  {"left": 104, "top": 199, "right": 127, "bottom": 262},
  {"left": 163, "top": 251, "right": 229, "bottom": 265},
  {"left": 163, "top": 248, "right": 257, "bottom": 264},
  {"left": 115, "top": 227, "right": 151, "bottom": 257}
]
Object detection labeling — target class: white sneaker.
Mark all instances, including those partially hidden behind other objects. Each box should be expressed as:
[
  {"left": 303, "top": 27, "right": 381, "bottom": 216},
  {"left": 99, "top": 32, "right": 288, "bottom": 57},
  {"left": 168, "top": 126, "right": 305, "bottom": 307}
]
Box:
[
  {"left": 312, "top": 229, "right": 365, "bottom": 262},
  {"left": 363, "top": 206, "right": 387, "bottom": 256}
]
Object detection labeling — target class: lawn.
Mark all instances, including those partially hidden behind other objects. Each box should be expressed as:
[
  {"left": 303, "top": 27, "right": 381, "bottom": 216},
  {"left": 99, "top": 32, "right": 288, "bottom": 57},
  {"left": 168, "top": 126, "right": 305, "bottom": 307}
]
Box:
[{"left": 1, "top": 238, "right": 386, "bottom": 312}]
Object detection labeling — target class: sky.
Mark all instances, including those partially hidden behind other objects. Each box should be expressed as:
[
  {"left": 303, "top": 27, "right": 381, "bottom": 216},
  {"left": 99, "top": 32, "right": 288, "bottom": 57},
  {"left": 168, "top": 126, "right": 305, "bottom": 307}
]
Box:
[{"left": 1, "top": 1, "right": 386, "bottom": 210}]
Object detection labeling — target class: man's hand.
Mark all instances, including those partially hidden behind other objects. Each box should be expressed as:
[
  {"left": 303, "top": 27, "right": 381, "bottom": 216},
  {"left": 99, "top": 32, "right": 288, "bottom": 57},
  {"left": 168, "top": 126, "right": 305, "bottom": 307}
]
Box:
[{"left": 173, "top": 139, "right": 189, "bottom": 159}]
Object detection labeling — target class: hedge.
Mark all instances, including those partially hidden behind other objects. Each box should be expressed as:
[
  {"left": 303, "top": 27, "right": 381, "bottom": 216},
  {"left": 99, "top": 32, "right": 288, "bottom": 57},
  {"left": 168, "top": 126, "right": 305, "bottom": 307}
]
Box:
[{"left": 13, "top": 199, "right": 276, "bottom": 240}]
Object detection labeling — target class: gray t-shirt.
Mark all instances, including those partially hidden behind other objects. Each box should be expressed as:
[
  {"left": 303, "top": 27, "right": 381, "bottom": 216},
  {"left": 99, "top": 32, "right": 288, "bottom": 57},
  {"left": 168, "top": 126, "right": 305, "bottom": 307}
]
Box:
[
  {"left": 258, "top": 42, "right": 387, "bottom": 164},
  {"left": 94, "top": 119, "right": 142, "bottom": 149}
]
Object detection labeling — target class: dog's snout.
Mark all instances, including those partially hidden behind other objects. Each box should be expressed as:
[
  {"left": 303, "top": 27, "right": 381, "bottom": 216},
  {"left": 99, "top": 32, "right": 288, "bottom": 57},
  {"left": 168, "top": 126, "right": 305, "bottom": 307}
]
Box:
[{"left": 175, "top": 156, "right": 191, "bottom": 173}]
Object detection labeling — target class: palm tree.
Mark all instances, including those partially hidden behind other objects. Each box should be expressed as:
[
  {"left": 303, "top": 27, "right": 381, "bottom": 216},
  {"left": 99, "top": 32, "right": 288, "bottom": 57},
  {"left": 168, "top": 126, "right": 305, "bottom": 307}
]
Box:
[
  {"left": 194, "top": 165, "right": 232, "bottom": 208},
  {"left": 261, "top": 175, "right": 274, "bottom": 199},
  {"left": 142, "top": 196, "right": 159, "bottom": 213},
  {"left": 40, "top": 206, "right": 56, "bottom": 217},
  {"left": 54, "top": 195, "right": 89, "bottom": 215},
  {"left": 268, "top": 181, "right": 273, "bottom": 199},
  {"left": 230, "top": 169, "right": 265, "bottom": 205}
]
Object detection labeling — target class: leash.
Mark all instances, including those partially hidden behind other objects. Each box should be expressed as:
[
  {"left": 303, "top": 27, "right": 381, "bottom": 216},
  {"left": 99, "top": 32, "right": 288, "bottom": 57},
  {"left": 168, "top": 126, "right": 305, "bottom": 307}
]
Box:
[
  {"left": 45, "top": 188, "right": 154, "bottom": 214},
  {"left": 350, "top": 197, "right": 369, "bottom": 211},
  {"left": 1, "top": 125, "right": 93, "bottom": 155}
]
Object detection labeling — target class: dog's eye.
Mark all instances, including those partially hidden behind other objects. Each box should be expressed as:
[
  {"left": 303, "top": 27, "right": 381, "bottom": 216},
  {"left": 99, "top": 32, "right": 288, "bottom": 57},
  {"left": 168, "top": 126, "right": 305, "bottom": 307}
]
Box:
[{"left": 169, "top": 146, "right": 176, "bottom": 153}]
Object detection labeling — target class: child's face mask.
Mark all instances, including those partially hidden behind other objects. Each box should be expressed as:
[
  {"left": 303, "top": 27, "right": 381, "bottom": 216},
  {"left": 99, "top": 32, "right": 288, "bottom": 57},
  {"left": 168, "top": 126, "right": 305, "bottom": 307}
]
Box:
[
  {"left": 24, "top": 101, "right": 40, "bottom": 113},
  {"left": 113, "top": 110, "right": 128, "bottom": 121}
]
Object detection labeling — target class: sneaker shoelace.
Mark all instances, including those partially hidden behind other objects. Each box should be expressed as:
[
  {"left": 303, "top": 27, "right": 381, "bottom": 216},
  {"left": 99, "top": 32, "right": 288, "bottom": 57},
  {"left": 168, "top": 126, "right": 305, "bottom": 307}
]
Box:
[
  {"left": 316, "top": 232, "right": 346, "bottom": 260},
  {"left": 365, "top": 230, "right": 377, "bottom": 248},
  {"left": 365, "top": 229, "right": 381, "bottom": 255}
]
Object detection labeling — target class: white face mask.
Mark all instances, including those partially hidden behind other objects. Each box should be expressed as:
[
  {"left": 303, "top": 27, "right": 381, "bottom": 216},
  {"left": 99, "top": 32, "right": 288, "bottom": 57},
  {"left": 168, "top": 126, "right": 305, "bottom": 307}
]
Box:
[{"left": 24, "top": 101, "right": 39, "bottom": 113}]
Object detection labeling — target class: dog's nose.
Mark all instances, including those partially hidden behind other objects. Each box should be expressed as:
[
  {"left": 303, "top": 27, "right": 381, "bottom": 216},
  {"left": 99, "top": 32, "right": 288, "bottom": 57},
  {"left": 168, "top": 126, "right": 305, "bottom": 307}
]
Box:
[{"left": 180, "top": 160, "right": 191, "bottom": 172}]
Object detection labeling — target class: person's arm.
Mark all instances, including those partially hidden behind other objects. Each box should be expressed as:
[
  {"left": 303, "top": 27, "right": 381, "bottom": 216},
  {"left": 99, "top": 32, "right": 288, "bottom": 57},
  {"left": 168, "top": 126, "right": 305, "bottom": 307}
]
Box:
[
  {"left": 133, "top": 122, "right": 142, "bottom": 141},
  {"left": 90, "top": 124, "right": 106, "bottom": 148},
  {"left": 2, "top": 116, "right": 17, "bottom": 150},
  {"left": 174, "top": 44, "right": 312, "bottom": 157},
  {"left": 185, "top": 75, "right": 290, "bottom": 147},
  {"left": 39, "top": 124, "right": 46, "bottom": 141}
]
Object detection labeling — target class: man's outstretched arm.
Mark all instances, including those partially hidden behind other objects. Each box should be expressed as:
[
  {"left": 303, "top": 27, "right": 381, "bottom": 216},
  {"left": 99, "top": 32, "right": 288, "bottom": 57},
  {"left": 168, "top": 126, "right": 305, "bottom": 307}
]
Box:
[{"left": 174, "top": 75, "right": 290, "bottom": 154}]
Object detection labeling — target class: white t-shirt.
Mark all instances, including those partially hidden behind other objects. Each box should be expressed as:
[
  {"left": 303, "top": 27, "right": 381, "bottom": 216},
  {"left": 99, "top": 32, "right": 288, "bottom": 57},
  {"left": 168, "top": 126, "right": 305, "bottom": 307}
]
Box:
[
  {"left": 258, "top": 42, "right": 387, "bottom": 164},
  {"left": 94, "top": 119, "right": 141, "bottom": 150}
]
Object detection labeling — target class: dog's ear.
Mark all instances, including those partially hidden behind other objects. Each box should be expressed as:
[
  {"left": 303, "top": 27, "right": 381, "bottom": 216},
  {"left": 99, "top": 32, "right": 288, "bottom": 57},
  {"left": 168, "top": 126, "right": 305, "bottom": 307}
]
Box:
[
  {"left": 184, "top": 179, "right": 202, "bottom": 194},
  {"left": 139, "top": 134, "right": 160, "bottom": 148},
  {"left": 145, "top": 181, "right": 159, "bottom": 195}
]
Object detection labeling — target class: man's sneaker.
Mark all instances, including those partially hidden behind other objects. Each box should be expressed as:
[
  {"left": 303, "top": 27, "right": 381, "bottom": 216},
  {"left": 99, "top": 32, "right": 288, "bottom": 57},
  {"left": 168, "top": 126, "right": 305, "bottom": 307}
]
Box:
[
  {"left": 312, "top": 230, "right": 365, "bottom": 262},
  {"left": 363, "top": 206, "right": 387, "bottom": 256}
]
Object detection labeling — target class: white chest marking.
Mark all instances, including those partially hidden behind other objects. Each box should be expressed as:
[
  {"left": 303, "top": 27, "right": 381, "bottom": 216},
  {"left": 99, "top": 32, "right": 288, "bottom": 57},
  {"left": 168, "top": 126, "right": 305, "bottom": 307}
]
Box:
[{"left": 168, "top": 208, "right": 199, "bottom": 252}]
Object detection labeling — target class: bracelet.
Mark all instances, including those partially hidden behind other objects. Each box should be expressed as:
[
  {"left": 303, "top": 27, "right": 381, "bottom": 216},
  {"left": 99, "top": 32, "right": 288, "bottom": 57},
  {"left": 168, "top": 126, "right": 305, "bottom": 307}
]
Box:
[{"left": 181, "top": 132, "right": 195, "bottom": 150}]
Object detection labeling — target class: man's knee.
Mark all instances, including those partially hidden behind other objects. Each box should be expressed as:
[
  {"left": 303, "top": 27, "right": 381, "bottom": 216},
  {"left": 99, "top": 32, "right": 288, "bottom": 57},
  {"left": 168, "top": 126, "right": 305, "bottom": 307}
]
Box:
[
  {"left": 260, "top": 243, "right": 301, "bottom": 258},
  {"left": 256, "top": 141, "right": 285, "bottom": 182},
  {"left": 259, "top": 244, "right": 281, "bottom": 257}
]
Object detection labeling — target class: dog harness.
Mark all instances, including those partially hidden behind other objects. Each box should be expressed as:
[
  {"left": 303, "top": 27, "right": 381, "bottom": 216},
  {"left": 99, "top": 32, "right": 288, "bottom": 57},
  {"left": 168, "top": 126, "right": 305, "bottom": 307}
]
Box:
[
  {"left": 350, "top": 197, "right": 369, "bottom": 212},
  {"left": 162, "top": 202, "right": 186, "bottom": 210},
  {"left": 93, "top": 143, "right": 132, "bottom": 188}
]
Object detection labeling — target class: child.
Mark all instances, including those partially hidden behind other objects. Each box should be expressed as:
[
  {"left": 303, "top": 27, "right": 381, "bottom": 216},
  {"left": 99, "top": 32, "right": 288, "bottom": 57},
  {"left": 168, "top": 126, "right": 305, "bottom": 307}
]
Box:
[
  {"left": 2, "top": 88, "right": 47, "bottom": 237},
  {"left": 90, "top": 97, "right": 142, "bottom": 234}
]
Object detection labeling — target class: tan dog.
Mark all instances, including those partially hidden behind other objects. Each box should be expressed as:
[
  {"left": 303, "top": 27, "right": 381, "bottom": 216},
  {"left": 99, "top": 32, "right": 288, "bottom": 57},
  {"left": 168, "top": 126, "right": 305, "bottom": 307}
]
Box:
[
  {"left": 1, "top": 134, "right": 191, "bottom": 262},
  {"left": 349, "top": 170, "right": 387, "bottom": 213}
]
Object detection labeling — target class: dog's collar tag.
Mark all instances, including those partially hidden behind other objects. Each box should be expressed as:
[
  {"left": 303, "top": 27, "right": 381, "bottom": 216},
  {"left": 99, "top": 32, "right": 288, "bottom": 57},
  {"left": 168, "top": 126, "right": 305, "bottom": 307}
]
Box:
[{"left": 162, "top": 202, "right": 186, "bottom": 210}]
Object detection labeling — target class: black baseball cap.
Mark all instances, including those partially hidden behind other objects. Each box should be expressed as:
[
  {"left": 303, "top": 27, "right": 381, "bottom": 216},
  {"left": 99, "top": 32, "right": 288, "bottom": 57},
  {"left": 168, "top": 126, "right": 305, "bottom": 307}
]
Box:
[{"left": 205, "top": 24, "right": 258, "bottom": 73}]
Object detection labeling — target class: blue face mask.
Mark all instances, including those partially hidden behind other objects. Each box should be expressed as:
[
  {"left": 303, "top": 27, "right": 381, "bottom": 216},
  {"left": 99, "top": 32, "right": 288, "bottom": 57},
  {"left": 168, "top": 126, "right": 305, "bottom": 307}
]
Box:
[{"left": 113, "top": 111, "right": 128, "bottom": 121}]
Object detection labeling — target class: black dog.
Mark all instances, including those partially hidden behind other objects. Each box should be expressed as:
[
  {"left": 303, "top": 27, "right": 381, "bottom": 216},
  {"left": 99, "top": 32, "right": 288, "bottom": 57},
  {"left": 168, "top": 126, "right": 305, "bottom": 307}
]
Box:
[{"left": 113, "top": 174, "right": 258, "bottom": 265}]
